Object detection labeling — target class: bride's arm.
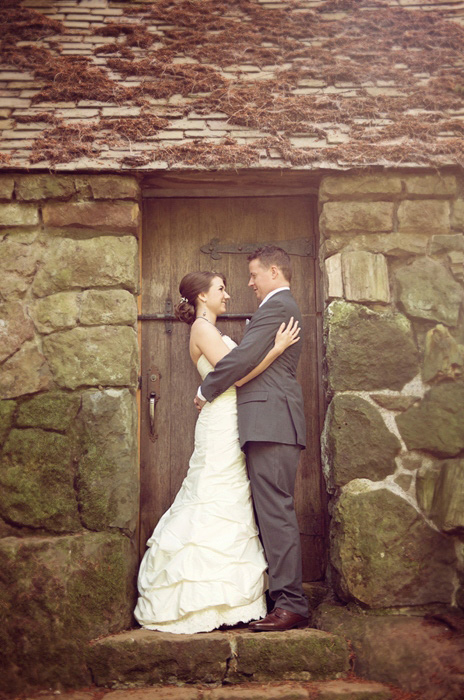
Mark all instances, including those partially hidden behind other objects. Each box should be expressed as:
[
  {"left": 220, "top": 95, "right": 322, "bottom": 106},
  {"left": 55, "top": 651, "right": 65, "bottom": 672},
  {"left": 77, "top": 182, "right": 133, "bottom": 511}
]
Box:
[{"left": 235, "top": 317, "right": 300, "bottom": 387}]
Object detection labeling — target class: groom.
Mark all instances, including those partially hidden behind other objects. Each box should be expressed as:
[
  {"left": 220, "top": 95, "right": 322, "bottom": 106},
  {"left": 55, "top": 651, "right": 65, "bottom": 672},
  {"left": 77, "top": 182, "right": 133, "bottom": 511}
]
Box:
[{"left": 195, "top": 245, "right": 308, "bottom": 631}]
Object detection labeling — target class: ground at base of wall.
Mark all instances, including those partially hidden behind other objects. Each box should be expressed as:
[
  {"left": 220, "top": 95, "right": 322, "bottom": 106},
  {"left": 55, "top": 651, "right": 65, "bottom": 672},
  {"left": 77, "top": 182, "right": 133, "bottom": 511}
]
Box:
[{"left": 19, "top": 678, "right": 415, "bottom": 700}]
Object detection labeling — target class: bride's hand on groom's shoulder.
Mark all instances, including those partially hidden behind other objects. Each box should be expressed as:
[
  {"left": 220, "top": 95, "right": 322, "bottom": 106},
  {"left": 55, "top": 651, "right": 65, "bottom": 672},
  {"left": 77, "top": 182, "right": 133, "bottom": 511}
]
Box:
[{"left": 274, "top": 317, "right": 300, "bottom": 355}]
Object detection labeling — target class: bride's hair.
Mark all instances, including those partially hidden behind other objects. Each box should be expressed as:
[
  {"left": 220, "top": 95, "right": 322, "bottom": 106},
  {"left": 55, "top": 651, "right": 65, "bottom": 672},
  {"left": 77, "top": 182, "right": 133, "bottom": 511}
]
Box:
[{"left": 175, "top": 271, "right": 226, "bottom": 325}]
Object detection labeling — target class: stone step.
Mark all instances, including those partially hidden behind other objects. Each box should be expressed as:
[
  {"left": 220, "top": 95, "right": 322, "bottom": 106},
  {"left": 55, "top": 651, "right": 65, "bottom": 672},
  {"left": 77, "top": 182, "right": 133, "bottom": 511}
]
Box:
[
  {"left": 25, "top": 679, "right": 396, "bottom": 700},
  {"left": 86, "top": 627, "right": 351, "bottom": 688}
]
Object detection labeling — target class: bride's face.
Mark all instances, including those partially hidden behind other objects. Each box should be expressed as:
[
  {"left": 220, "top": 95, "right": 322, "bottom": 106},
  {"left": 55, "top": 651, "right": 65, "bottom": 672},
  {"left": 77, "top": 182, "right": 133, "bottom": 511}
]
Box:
[{"left": 201, "top": 276, "right": 230, "bottom": 315}]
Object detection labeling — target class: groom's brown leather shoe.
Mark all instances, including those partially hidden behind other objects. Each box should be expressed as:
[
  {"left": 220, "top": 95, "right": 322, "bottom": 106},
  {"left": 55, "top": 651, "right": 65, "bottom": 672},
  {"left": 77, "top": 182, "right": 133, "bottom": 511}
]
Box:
[{"left": 248, "top": 607, "right": 308, "bottom": 632}]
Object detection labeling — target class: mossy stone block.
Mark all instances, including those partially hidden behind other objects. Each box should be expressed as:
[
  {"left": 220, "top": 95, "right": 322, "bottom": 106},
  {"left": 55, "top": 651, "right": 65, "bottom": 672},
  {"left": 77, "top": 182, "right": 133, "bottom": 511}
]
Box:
[
  {"left": 314, "top": 604, "right": 464, "bottom": 697},
  {"left": 395, "top": 258, "right": 462, "bottom": 326},
  {"left": 330, "top": 482, "right": 456, "bottom": 607},
  {"left": 0, "top": 428, "right": 80, "bottom": 531},
  {"left": 230, "top": 629, "right": 349, "bottom": 682},
  {"left": 0, "top": 300, "right": 34, "bottom": 362},
  {"left": 80, "top": 289, "right": 137, "bottom": 326},
  {"left": 32, "top": 236, "right": 139, "bottom": 297},
  {"left": 0, "top": 341, "right": 52, "bottom": 399},
  {"left": 326, "top": 302, "right": 419, "bottom": 391},
  {"left": 324, "top": 395, "right": 400, "bottom": 489},
  {"left": 16, "top": 391, "right": 81, "bottom": 431},
  {"left": 430, "top": 458, "right": 464, "bottom": 533},
  {"left": 0, "top": 399, "right": 16, "bottom": 444},
  {"left": 75, "top": 389, "right": 138, "bottom": 532},
  {"left": 29, "top": 291, "right": 80, "bottom": 334},
  {"left": 42, "top": 326, "right": 138, "bottom": 390},
  {"left": 16, "top": 174, "right": 75, "bottom": 201},
  {"left": 396, "top": 382, "right": 464, "bottom": 457},
  {"left": 0, "top": 532, "right": 135, "bottom": 695},
  {"left": 87, "top": 629, "right": 230, "bottom": 687}
]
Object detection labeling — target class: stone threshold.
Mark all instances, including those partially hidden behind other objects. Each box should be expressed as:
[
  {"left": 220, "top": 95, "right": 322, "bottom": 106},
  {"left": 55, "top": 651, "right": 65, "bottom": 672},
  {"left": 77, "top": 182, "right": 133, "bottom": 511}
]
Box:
[
  {"left": 24, "top": 679, "right": 397, "bottom": 700},
  {"left": 86, "top": 627, "right": 351, "bottom": 688}
]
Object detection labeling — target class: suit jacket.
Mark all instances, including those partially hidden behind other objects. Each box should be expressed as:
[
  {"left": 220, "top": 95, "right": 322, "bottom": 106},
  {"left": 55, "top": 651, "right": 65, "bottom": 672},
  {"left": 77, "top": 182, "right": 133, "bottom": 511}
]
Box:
[{"left": 200, "top": 290, "right": 306, "bottom": 449}]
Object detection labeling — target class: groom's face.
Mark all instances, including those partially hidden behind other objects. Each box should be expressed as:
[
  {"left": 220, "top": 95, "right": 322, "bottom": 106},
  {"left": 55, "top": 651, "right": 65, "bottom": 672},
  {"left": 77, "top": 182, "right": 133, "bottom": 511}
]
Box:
[{"left": 248, "top": 259, "right": 275, "bottom": 302}]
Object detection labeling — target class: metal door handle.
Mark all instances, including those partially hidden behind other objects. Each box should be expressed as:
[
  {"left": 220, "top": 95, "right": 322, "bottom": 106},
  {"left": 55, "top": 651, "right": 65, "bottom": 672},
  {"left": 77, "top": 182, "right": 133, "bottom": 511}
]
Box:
[{"left": 149, "top": 391, "right": 159, "bottom": 440}]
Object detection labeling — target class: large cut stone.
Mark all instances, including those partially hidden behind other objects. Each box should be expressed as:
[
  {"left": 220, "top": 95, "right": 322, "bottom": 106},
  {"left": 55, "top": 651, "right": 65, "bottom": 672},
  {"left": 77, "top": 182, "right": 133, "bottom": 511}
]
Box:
[
  {"left": 430, "top": 459, "right": 464, "bottom": 534},
  {"left": 43, "top": 201, "right": 139, "bottom": 234},
  {"left": 89, "top": 175, "right": 140, "bottom": 200},
  {"left": 29, "top": 292, "right": 80, "bottom": 334},
  {"left": 87, "top": 628, "right": 231, "bottom": 687},
  {"left": 0, "top": 341, "right": 52, "bottom": 399},
  {"left": 0, "top": 300, "right": 34, "bottom": 362},
  {"left": 452, "top": 199, "right": 464, "bottom": 229},
  {"left": 416, "top": 462, "right": 442, "bottom": 516},
  {"left": 0, "top": 240, "right": 41, "bottom": 301},
  {"left": 80, "top": 289, "right": 137, "bottom": 326},
  {"left": 229, "top": 629, "right": 350, "bottom": 682},
  {"left": 319, "top": 174, "right": 402, "bottom": 199},
  {"left": 16, "top": 391, "right": 81, "bottom": 431},
  {"left": 314, "top": 604, "right": 464, "bottom": 698},
  {"left": 0, "top": 202, "right": 39, "bottom": 227},
  {"left": 343, "top": 232, "right": 429, "bottom": 257},
  {"left": 320, "top": 201, "right": 394, "bottom": 234},
  {"left": 395, "top": 258, "right": 462, "bottom": 326},
  {"left": 315, "top": 680, "right": 392, "bottom": 700},
  {"left": 0, "top": 399, "right": 16, "bottom": 444},
  {"left": 16, "top": 175, "right": 75, "bottom": 201},
  {"left": 369, "top": 393, "right": 419, "bottom": 411},
  {"left": 325, "top": 253, "right": 343, "bottom": 298},
  {"left": 324, "top": 395, "right": 400, "bottom": 489},
  {"left": 0, "top": 176, "right": 14, "bottom": 199},
  {"left": 0, "top": 428, "right": 80, "bottom": 531},
  {"left": 403, "top": 174, "right": 457, "bottom": 195},
  {"left": 32, "top": 236, "right": 139, "bottom": 296},
  {"left": 429, "top": 233, "right": 464, "bottom": 254},
  {"left": 398, "top": 200, "right": 450, "bottom": 234},
  {"left": 422, "top": 324, "right": 464, "bottom": 383},
  {"left": 0, "top": 532, "right": 136, "bottom": 695},
  {"left": 86, "top": 628, "right": 349, "bottom": 688},
  {"left": 75, "top": 389, "right": 138, "bottom": 533},
  {"left": 42, "top": 326, "right": 138, "bottom": 389},
  {"left": 342, "top": 251, "right": 390, "bottom": 303},
  {"left": 330, "top": 481, "right": 456, "bottom": 607},
  {"left": 396, "top": 383, "right": 464, "bottom": 457},
  {"left": 325, "top": 302, "right": 419, "bottom": 391}
]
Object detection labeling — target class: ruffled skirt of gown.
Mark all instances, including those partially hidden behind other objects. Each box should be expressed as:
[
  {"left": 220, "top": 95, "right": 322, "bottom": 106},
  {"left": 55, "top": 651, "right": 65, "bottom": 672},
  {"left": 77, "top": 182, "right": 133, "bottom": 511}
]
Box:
[{"left": 134, "top": 345, "right": 268, "bottom": 634}]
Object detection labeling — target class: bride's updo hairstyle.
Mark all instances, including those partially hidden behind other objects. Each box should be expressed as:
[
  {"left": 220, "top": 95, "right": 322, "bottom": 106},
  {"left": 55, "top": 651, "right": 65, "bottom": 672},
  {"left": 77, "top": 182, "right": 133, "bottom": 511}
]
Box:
[{"left": 174, "top": 271, "right": 226, "bottom": 325}]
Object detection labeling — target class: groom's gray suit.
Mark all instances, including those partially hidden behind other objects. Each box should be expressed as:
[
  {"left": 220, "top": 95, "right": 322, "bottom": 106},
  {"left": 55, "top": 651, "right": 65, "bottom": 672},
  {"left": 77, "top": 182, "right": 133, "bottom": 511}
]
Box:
[{"left": 200, "top": 289, "right": 308, "bottom": 617}]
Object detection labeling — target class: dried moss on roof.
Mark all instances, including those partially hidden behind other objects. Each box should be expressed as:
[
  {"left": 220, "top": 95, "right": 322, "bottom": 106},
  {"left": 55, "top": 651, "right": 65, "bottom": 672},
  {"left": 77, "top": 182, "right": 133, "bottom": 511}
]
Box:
[{"left": 1, "top": 0, "right": 464, "bottom": 169}]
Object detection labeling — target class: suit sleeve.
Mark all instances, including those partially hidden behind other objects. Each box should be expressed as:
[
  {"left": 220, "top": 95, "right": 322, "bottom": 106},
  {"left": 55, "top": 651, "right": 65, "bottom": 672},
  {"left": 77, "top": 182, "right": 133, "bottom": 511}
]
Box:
[{"left": 200, "top": 300, "right": 286, "bottom": 402}]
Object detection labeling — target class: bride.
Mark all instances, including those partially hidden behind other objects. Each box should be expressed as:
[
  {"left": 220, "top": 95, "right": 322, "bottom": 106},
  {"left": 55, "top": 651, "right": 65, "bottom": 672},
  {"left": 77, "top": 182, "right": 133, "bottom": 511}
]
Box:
[{"left": 134, "top": 271, "right": 300, "bottom": 634}]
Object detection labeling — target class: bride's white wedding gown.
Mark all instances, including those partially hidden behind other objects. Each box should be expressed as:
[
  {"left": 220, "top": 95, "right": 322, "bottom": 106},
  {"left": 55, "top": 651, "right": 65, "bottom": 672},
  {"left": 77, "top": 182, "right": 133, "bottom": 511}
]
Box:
[{"left": 134, "top": 336, "right": 268, "bottom": 634}]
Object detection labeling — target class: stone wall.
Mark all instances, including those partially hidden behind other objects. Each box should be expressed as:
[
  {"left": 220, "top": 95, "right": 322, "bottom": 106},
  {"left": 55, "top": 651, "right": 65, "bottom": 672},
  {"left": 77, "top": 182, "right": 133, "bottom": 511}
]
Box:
[
  {"left": 320, "top": 170, "right": 464, "bottom": 610},
  {"left": 0, "top": 174, "right": 141, "bottom": 694}
]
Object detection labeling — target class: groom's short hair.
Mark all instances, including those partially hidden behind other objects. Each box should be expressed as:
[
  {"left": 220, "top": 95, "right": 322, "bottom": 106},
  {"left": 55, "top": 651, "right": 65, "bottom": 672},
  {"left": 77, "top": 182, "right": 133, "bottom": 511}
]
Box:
[{"left": 248, "top": 245, "right": 292, "bottom": 283}]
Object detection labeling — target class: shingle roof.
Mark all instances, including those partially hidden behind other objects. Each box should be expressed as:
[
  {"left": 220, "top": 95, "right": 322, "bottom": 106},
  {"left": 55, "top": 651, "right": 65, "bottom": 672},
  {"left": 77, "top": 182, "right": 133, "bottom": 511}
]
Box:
[{"left": 1, "top": 0, "right": 463, "bottom": 171}]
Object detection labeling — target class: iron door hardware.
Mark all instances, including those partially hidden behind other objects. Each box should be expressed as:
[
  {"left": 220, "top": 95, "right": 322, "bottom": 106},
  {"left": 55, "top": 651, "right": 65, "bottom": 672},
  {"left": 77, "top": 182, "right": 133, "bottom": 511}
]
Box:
[
  {"left": 200, "top": 237, "right": 315, "bottom": 260},
  {"left": 138, "top": 295, "right": 252, "bottom": 333},
  {"left": 147, "top": 366, "right": 161, "bottom": 442}
]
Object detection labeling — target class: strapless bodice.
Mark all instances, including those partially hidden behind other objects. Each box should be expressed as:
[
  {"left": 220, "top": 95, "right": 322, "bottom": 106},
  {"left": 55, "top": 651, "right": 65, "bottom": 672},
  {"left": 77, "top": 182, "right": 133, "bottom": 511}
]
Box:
[{"left": 197, "top": 335, "right": 237, "bottom": 381}]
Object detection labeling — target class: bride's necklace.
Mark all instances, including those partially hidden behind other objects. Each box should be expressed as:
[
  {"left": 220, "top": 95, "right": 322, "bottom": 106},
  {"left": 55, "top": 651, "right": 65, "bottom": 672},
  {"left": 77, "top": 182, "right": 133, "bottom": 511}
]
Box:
[{"left": 196, "top": 315, "right": 223, "bottom": 336}]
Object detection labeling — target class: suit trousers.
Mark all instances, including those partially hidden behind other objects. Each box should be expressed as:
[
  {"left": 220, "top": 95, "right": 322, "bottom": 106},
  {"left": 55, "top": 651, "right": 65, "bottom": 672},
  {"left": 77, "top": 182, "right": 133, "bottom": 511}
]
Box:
[{"left": 245, "top": 441, "right": 308, "bottom": 618}]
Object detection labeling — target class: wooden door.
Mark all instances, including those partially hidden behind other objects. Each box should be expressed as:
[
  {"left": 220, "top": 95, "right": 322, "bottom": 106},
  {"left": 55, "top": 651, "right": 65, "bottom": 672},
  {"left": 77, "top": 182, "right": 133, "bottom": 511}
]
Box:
[{"left": 140, "top": 194, "right": 327, "bottom": 580}]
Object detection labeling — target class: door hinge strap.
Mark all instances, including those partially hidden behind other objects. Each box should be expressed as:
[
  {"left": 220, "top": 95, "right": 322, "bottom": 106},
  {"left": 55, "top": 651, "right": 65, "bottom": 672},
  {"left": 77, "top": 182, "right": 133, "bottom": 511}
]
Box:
[{"left": 200, "top": 237, "right": 314, "bottom": 260}]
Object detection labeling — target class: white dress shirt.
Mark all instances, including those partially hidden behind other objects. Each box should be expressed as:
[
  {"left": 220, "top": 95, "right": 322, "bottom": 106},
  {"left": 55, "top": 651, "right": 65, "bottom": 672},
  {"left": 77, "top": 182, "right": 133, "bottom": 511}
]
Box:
[{"left": 197, "top": 286, "right": 290, "bottom": 401}]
